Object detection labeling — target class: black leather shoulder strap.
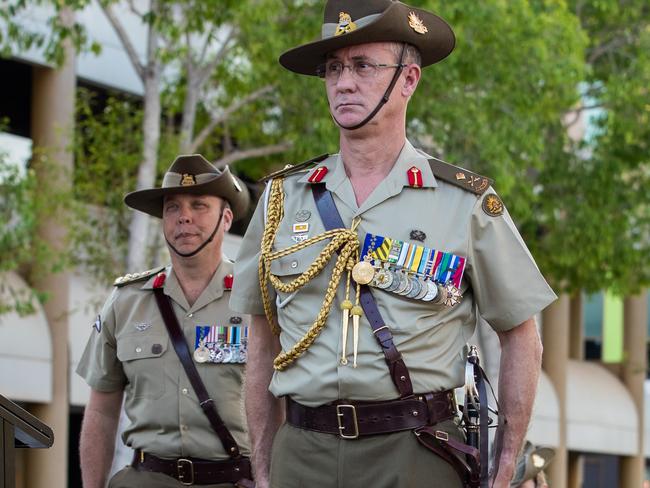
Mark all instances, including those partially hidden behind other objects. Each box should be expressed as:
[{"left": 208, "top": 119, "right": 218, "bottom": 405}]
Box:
[
  {"left": 311, "top": 183, "right": 414, "bottom": 398},
  {"left": 152, "top": 287, "right": 242, "bottom": 459}
]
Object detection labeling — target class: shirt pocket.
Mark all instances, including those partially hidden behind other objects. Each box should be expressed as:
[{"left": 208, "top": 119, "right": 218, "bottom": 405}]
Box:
[
  {"left": 269, "top": 238, "right": 328, "bottom": 310},
  {"left": 116, "top": 333, "right": 169, "bottom": 400}
]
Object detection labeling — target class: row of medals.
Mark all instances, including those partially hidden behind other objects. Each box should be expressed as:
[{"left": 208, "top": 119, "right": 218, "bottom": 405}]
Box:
[
  {"left": 351, "top": 258, "right": 461, "bottom": 306},
  {"left": 193, "top": 338, "right": 247, "bottom": 364}
]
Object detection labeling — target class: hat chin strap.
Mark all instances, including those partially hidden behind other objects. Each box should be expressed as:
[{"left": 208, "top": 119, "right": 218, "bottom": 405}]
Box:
[
  {"left": 332, "top": 43, "right": 406, "bottom": 131},
  {"left": 166, "top": 210, "right": 224, "bottom": 258}
]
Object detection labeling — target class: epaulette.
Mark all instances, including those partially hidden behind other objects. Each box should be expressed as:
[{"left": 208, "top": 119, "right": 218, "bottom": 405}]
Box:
[
  {"left": 258, "top": 153, "right": 329, "bottom": 183},
  {"left": 428, "top": 157, "right": 493, "bottom": 195},
  {"left": 113, "top": 266, "right": 166, "bottom": 287}
]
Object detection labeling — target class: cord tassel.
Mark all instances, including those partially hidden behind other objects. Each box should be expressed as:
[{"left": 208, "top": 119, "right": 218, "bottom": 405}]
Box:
[
  {"left": 351, "top": 305, "right": 362, "bottom": 368},
  {"left": 340, "top": 299, "right": 352, "bottom": 365}
]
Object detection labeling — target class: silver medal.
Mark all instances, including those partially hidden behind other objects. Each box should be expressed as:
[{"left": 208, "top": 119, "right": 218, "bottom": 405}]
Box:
[
  {"left": 406, "top": 276, "right": 422, "bottom": 298},
  {"left": 373, "top": 267, "right": 393, "bottom": 289},
  {"left": 194, "top": 347, "right": 210, "bottom": 363},
  {"left": 385, "top": 269, "right": 402, "bottom": 292},
  {"left": 395, "top": 272, "right": 411, "bottom": 295},
  {"left": 422, "top": 281, "right": 439, "bottom": 302},
  {"left": 414, "top": 277, "right": 429, "bottom": 300}
]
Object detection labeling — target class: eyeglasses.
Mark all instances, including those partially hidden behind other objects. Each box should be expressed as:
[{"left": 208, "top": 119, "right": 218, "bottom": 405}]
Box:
[{"left": 316, "top": 60, "right": 406, "bottom": 82}]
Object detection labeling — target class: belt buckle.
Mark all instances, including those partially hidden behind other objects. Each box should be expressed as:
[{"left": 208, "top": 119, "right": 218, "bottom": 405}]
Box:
[
  {"left": 336, "top": 404, "right": 359, "bottom": 439},
  {"left": 177, "top": 458, "right": 194, "bottom": 486}
]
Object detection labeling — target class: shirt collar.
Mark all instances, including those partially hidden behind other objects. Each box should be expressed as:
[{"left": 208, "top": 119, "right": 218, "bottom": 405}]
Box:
[
  {"left": 141, "top": 259, "right": 233, "bottom": 312},
  {"left": 298, "top": 140, "right": 436, "bottom": 187},
  {"left": 297, "top": 139, "right": 438, "bottom": 213}
]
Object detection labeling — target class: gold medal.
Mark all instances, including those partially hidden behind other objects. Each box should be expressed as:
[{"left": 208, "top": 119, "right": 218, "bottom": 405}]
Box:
[
  {"left": 352, "top": 260, "right": 375, "bottom": 285},
  {"left": 194, "top": 346, "right": 210, "bottom": 363},
  {"left": 443, "top": 284, "right": 462, "bottom": 307}
]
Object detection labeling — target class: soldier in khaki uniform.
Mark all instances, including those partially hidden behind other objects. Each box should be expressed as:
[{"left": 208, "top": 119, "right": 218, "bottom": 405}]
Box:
[
  {"left": 77, "top": 155, "right": 252, "bottom": 487},
  {"left": 231, "top": 1, "right": 557, "bottom": 487}
]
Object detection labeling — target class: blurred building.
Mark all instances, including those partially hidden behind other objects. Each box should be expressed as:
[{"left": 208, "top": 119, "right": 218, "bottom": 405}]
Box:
[{"left": 0, "top": 3, "right": 648, "bottom": 488}]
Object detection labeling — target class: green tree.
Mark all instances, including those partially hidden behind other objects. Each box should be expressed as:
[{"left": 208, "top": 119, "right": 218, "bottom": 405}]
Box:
[{"left": 531, "top": 0, "right": 650, "bottom": 294}]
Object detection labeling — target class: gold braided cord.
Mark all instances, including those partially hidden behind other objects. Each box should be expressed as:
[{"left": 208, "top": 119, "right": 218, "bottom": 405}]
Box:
[
  {"left": 258, "top": 178, "right": 285, "bottom": 336},
  {"left": 258, "top": 176, "right": 361, "bottom": 370}
]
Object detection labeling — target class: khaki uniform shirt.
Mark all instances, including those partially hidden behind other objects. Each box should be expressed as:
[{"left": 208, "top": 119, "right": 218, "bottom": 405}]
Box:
[
  {"left": 230, "top": 140, "right": 556, "bottom": 407},
  {"left": 77, "top": 259, "right": 250, "bottom": 459}
]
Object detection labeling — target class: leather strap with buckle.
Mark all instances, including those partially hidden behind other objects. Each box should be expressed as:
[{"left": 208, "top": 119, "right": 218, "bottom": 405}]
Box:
[
  {"left": 286, "top": 391, "right": 456, "bottom": 439},
  {"left": 132, "top": 450, "right": 252, "bottom": 486},
  {"left": 311, "top": 183, "right": 414, "bottom": 398}
]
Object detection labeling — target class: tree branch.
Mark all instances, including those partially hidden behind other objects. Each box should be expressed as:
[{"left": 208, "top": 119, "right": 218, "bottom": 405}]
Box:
[
  {"left": 101, "top": 3, "right": 145, "bottom": 80},
  {"left": 197, "top": 23, "right": 218, "bottom": 66},
  {"left": 125, "top": 0, "right": 144, "bottom": 18},
  {"left": 213, "top": 142, "right": 293, "bottom": 169},
  {"left": 189, "top": 84, "right": 275, "bottom": 153},
  {"left": 197, "top": 26, "right": 239, "bottom": 87}
]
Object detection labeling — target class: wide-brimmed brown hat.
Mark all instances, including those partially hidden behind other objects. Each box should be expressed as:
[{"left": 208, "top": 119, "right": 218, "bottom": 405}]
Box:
[
  {"left": 510, "top": 441, "right": 555, "bottom": 487},
  {"left": 279, "top": 0, "right": 455, "bottom": 76},
  {"left": 124, "top": 154, "right": 250, "bottom": 221}
]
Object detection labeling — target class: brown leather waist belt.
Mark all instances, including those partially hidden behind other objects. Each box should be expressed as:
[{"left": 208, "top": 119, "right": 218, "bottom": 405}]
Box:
[
  {"left": 286, "top": 390, "right": 456, "bottom": 439},
  {"left": 132, "top": 450, "right": 251, "bottom": 486}
]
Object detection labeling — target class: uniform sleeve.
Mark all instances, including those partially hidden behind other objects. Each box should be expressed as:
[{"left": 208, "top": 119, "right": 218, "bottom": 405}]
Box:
[
  {"left": 75, "top": 288, "right": 127, "bottom": 391},
  {"left": 230, "top": 191, "right": 276, "bottom": 315},
  {"left": 466, "top": 190, "right": 557, "bottom": 331}
]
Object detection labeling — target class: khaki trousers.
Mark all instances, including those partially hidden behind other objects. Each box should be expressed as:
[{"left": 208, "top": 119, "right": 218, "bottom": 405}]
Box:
[
  {"left": 108, "top": 466, "right": 236, "bottom": 488},
  {"left": 270, "top": 419, "right": 464, "bottom": 488}
]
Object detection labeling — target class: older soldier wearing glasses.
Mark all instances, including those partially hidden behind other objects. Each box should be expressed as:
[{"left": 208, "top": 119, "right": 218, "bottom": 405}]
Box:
[{"left": 231, "top": 1, "right": 557, "bottom": 487}]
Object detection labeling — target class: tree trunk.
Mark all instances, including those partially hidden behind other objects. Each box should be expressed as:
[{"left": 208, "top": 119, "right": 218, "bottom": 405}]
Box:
[
  {"left": 126, "top": 6, "right": 161, "bottom": 271},
  {"left": 180, "top": 73, "right": 200, "bottom": 153}
]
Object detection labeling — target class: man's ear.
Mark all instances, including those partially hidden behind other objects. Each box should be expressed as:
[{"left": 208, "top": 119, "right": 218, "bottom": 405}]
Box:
[
  {"left": 222, "top": 205, "right": 234, "bottom": 233},
  {"left": 401, "top": 63, "right": 421, "bottom": 97}
]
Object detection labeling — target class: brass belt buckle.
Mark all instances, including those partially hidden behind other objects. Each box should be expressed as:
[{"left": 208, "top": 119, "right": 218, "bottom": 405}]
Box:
[
  {"left": 177, "top": 458, "right": 194, "bottom": 486},
  {"left": 336, "top": 404, "right": 359, "bottom": 439}
]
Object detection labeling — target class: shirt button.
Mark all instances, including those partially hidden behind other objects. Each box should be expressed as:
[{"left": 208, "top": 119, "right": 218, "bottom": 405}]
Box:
[
  {"left": 187, "top": 313, "right": 194, "bottom": 318},
  {"left": 182, "top": 388, "right": 189, "bottom": 395},
  {"left": 135, "top": 347, "right": 142, "bottom": 353},
  {"left": 291, "top": 261, "right": 298, "bottom": 269}
]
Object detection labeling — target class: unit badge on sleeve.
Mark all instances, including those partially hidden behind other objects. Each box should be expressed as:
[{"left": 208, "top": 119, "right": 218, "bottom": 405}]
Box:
[{"left": 482, "top": 194, "right": 504, "bottom": 217}]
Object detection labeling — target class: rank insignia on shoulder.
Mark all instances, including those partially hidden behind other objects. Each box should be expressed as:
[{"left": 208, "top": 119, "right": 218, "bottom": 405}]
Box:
[
  {"left": 259, "top": 154, "right": 329, "bottom": 182},
  {"left": 114, "top": 266, "right": 165, "bottom": 287},
  {"left": 482, "top": 193, "right": 504, "bottom": 217},
  {"left": 428, "top": 157, "right": 492, "bottom": 195}
]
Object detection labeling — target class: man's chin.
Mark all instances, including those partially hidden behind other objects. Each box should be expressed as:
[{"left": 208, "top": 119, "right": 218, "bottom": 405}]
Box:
[
  {"left": 333, "top": 113, "right": 367, "bottom": 129},
  {"left": 172, "top": 243, "right": 201, "bottom": 256}
]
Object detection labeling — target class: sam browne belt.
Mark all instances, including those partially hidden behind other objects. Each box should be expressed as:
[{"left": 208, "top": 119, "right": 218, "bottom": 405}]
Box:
[
  {"left": 132, "top": 450, "right": 252, "bottom": 486},
  {"left": 286, "top": 391, "right": 456, "bottom": 439}
]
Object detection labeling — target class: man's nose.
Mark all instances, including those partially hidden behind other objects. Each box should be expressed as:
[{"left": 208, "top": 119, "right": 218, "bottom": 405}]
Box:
[
  {"left": 335, "top": 65, "right": 356, "bottom": 89},
  {"left": 178, "top": 207, "right": 192, "bottom": 223}
]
